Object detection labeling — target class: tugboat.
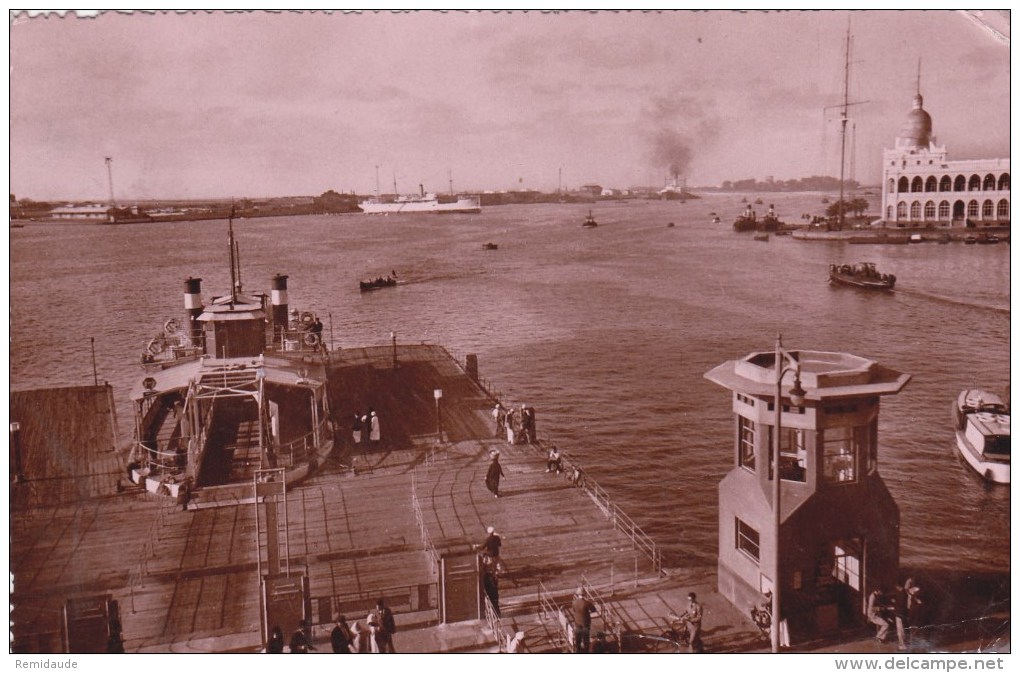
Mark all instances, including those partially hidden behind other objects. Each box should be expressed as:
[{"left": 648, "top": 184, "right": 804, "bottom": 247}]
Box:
[
  {"left": 482, "top": 242, "right": 499, "bottom": 250},
  {"left": 733, "top": 204, "right": 784, "bottom": 233},
  {"left": 127, "top": 212, "right": 333, "bottom": 508},
  {"left": 828, "top": 262, "right": 896, "bottom": 290},
  {"left": 952, "top": 389, "right": 1010, "bottom": 484},
  {"left": 582, "top": 210, "right": 598, "bottom": 228}
]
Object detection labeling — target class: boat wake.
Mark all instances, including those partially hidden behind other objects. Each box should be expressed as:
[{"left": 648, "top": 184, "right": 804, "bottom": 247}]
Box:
[{"left": 895, "top": 287, "right": 1010, "bottom": 315}]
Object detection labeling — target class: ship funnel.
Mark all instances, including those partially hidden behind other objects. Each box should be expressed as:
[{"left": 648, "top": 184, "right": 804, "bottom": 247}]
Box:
[
  {"left": 271, "top": 274, "right": 289, "bottom": 344},
  {"left": 184, "top": 277, "right": 203, "bottom": 345}
]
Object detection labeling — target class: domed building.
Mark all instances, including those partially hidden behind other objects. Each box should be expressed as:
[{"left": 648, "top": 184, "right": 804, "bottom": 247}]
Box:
[{"left": 880, "top": 86, "right": 1009, "bottom": 228}]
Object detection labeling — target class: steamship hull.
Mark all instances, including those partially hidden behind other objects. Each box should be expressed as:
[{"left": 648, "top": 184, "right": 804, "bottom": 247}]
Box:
[{"left": 359, "top": 195, "right": 481, "bottom": 214}]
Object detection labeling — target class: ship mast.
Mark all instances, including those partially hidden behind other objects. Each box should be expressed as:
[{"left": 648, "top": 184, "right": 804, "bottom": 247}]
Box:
[{"left": 837, "top": 26, "right": 851, "bottom": 230}]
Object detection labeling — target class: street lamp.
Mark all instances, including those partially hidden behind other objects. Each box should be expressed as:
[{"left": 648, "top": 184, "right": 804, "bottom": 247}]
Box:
[
  {"left": 771, "top": 335, "right": 806, "bottom": 653},
  {"left": 434, "top": 389, "right": 444, "bottom": 443}
]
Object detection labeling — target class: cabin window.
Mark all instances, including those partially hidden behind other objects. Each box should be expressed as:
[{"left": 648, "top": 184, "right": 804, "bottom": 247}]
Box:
[
  {"left": 739, "top": 416, "right": 756, "bottom": 472},
  {"left": 822, "top": 426, "right": 859, "bottom": 483},
  {"left": 736, "top": 518, "right": 760, "bottom": 563},
  {"left": 832, "top": 539, "right": 862, "bottom": 591},
  {"left": 768, "top": 426, "right": 807, "bottom": 482},
  {"left": 984, "top": 435, "right": 1010, "bottom": 456}
]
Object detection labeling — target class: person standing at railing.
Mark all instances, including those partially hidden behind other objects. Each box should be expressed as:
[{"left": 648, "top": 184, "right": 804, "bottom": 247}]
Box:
[
  {"left": 546, "top": 446, "right": 563, "bottom": 474},
  {"left": 481, "top": 552, "right": 501, "bottom": 616},
  {"left": 571, "top": 587, "right": 596, "bottom": 653}
]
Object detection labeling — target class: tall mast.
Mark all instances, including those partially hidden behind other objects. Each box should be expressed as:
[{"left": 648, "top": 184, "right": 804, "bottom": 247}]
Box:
[
  {"left": 448, "top": 169, "right": 454, "bottom": 195},
  {"left": 105, "top": 157, "right": 117, "bottom": 208},
  {"left": 228, "top": 204, "right": 238, "bottom": 304},
  {"left": 837, "top": 25, "right": 851, "bottom": 229},
  {"left": 375, "top": 164, "right": 380, "bottom": 199}
]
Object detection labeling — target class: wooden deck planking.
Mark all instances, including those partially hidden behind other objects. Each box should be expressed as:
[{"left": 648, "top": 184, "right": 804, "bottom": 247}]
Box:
[{"left": 11, "top": 345, "right": 673, "bottom": 653}]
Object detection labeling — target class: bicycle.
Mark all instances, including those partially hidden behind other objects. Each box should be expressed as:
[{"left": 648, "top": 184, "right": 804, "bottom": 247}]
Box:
[{"left": 750, "top": 605, "right": 771, "bottom": 640}]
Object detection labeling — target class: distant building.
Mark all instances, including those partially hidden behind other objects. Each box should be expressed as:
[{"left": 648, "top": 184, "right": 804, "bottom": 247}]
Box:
[
  {"left": 49, "top": 204, "right": 111, "bottom": 222},
  {"left": 880, "top": 86, "right": 1009, "bottom": 228},
  {"left": 579, "top": 184, "right": 602, "bottom": 198}
]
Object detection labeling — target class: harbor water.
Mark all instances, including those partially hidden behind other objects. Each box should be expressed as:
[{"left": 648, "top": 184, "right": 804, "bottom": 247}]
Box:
[{"left": 9, "top": 194, "right": 1010, "bottom": 575}]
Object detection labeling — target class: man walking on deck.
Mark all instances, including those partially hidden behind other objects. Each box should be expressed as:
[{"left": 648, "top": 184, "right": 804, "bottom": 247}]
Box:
[{"left": 485, "top": 450, "right": 505, "bottom": 498}]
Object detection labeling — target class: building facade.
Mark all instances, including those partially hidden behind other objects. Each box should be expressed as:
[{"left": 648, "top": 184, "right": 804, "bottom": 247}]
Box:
[
  {"left": 705, "top": 348, "right": 910, "bottom": 643},
  {"left": 880, "top": 90, "right": 1009, "bottom": 228}
]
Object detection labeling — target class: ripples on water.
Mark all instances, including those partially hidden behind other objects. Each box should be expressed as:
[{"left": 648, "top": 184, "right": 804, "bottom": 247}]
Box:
[{"left": 9, "top": 194, "right": 1010, "bottom": 572}]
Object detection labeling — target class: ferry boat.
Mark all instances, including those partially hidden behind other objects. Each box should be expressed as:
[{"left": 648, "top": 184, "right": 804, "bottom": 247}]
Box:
[
  {"left": 828, "top": 262, "right": 896, "bottom": 290},
  {"left": 360, "top": 186, "right": 481, "bottom": 214},
  {"left": 952, "top": 389, "right": 1010, "bottom": 484},
  {"left": 127, "top": 213, "right": 333, "bottom": 508},
  {"left": 582, "top": 211, "right": 598, "bottom": 228}
]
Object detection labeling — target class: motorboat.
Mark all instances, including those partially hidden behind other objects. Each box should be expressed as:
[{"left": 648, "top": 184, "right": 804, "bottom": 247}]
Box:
[
  {"left": 483, "top": 242, "right": 499, "bottom": 250},
  {"left": 828, "top": 262, "right": 895, "bottom": 290},
  {"left": 582, "top": 211, "right": 598, "bottom": 228},
  {"left": 952, "top": 389, "right": 1010, "bottom": 484},
  {"left": 360, "top": 276, "right": 398, "bottom": 291}
]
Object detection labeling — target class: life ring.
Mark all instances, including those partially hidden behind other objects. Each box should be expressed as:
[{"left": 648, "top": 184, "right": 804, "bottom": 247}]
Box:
[
  {"left": 301, "top": 312, "right": 315, "bottom": 325},
  {"left": 164, "top": 318, "right": 181, "bottom": 334},
  {"left": 147, "top": 339, "right": 166, "bottom": 355},
  {"left": 303, "top": 332, "right": 320, "bottom": 347}
]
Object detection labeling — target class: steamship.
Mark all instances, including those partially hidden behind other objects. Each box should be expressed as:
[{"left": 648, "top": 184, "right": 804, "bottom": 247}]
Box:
[{"left": 360, "top": 184, "right": 481, "bottom": 214}]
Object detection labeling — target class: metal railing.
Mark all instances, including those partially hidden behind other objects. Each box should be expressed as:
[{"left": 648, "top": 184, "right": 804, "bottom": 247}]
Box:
[
  {"left": 274, "top": 419, "right": 330, "bottom": 468},
  {"left": 410, "top": 469, "right": 441, "bottom": 576}
]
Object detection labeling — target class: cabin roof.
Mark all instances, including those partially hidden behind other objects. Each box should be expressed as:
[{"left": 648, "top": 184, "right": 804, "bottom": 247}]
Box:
[{"left": 131, "top": 355, "right": 326, "bottom": 400}]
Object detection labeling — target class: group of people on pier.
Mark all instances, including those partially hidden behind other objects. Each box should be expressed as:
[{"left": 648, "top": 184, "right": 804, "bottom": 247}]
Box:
[
  {"left": 351, "top": 408, "right": 381, "bottom": 447},
  {"left": 266, "top": 599, "right": 397, "bottom": 654},
  {"left": 866, "top": 579, "right": 925, "bottom": 651},
  {"left": 492, "top": 402, "right": 537, "bottom": 445}
]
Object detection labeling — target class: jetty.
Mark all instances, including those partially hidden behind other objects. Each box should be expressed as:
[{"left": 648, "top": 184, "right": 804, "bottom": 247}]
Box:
[{"left": 10, "top": 346, "right": 1008, "bottom": 654}]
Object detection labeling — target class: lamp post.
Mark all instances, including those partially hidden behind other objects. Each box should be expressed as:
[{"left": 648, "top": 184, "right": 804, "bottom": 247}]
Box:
[
  {"left": 434, "top": 389, "right": 443, "bottom": 443},
  {"left": 771, "top": 335, "right": 806, "bottom": 653}
]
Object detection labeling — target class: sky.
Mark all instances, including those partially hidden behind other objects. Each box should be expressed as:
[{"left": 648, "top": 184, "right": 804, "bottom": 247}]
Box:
[{"left": 8, "top": 9, "right": 1012, "bottom": 201}]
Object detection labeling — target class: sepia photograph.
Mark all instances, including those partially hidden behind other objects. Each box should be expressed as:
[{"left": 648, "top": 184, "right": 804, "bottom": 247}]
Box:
[{"left": 8, "top": 9, "right": 1010, "bottom": 665}]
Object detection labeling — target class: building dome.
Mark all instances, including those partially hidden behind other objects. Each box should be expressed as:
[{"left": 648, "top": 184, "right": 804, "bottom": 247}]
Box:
[{"left": 895, "top": 93, "right": 932, "bottom": 148}]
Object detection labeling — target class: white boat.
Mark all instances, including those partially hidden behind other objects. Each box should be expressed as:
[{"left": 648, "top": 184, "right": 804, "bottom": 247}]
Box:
[
  {"left": 952, "top": 389, "right": 1010, "bottom": 484},
  {"left": 360, "top": 190, "right": 481, "bottom": 214}
]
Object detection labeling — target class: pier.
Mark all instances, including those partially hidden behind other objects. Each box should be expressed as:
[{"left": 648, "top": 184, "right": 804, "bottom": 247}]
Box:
[{"left": 9, "top": 346, "right": 1008, "bottom": 654}]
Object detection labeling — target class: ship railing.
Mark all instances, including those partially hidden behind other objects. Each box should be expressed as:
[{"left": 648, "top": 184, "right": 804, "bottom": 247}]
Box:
[
  {"left": 274, "top": 419, "right": 330, "bottom": 468},
  {"left": 265, "top": 327, "right": 325, "bottom": 354},
  {"left": 134, "top": 440, "right": 188, "bottom": 477},
  {"left": 410, "top": 469, "right": 441, "bottom": 576},
  {"left": 142, "top": 332, "right": 203, "bottom": 365}
]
